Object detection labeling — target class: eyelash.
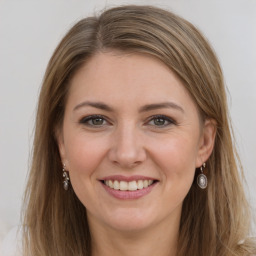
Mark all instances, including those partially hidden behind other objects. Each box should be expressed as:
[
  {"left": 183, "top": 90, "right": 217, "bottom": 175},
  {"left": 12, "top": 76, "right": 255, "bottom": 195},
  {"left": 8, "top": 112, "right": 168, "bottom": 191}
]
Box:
[
  {"left": 79, "top": 114, "right": 176, "bottom": 128},
  {"left": 146, "top": 115, "right": 176, "bottom": 127},
  {"left": 79, "top": 115, "right": 109, "bottom": 127}
]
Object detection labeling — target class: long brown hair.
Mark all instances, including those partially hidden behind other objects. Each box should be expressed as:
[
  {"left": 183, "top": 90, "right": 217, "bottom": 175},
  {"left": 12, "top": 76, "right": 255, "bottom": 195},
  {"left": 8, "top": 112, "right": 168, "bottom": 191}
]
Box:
[{"left": 22, "top": 5, "right": 255, "bottom": 256}]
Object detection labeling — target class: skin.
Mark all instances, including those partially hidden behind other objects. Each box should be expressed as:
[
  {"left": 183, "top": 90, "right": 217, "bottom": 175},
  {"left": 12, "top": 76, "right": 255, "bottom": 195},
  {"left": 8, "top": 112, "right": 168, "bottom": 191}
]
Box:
[{"left": 57, "top": 51, "right": 216, "bottom": 256}]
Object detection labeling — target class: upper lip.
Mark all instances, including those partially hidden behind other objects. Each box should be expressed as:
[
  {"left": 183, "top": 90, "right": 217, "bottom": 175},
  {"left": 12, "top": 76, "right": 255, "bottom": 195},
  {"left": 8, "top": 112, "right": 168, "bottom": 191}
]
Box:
[{"left": 100, "top": 175, "right": 158, "bottom": 182}]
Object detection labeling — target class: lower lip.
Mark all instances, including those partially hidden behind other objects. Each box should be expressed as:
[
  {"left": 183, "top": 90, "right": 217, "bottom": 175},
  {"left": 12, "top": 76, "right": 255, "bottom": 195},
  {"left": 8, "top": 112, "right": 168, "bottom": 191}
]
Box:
[{"left": 101, "top": 182, "right": 158, "bottom": 200}]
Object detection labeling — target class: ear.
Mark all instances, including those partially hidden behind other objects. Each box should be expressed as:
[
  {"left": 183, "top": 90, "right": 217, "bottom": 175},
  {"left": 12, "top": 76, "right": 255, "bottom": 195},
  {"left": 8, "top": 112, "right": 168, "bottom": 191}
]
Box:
[
  {"left": 55, "top": 127, "right": 68, "bottom": 168},
  {"left": 196, "top": 119, "right": 217, "bottom": 168}
]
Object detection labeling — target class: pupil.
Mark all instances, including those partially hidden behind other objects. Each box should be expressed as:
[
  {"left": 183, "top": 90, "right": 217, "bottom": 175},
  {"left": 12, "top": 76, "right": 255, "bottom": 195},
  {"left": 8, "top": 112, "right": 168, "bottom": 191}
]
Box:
[
  {"left": 154, "top": 118, "right": 165, "bottom": 126},
  {"left": 93, "top": 118, "right": 103, "bottom": 125}
]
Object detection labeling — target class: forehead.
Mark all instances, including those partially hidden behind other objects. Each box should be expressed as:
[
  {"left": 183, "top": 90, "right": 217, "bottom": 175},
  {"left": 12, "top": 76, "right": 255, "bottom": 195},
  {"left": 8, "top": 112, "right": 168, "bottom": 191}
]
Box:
[{"left": 66, "top": 51, "right": 197, "bottom": 113}]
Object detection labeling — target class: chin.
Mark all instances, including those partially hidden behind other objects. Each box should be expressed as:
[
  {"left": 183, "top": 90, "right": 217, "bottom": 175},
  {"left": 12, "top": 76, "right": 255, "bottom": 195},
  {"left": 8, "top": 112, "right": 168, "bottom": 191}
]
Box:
[{"left": 103, "top": 208, "right": 156, "bottom": 232}]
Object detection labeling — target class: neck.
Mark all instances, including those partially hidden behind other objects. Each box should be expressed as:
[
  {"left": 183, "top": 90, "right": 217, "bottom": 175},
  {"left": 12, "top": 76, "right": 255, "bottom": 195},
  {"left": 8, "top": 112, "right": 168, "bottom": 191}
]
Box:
[{"left": 89, "top": 212, "right": 180, "bottom": 256}]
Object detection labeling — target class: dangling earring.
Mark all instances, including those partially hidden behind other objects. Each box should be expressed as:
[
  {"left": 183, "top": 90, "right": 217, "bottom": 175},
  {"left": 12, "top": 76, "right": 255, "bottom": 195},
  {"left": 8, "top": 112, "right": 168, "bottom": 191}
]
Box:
[
  {"left": 197, "top": 162, "right": 207, "bottom": 189},
  {"left": 62, "top": 164, "right": 70, "bottom": 191}
]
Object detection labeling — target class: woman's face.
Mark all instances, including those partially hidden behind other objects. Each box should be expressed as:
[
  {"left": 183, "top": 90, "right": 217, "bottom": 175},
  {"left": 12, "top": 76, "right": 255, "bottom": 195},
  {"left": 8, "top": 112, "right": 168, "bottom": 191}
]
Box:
[{"left": 58, "top": 51, "right": 215, "bottom": 232}]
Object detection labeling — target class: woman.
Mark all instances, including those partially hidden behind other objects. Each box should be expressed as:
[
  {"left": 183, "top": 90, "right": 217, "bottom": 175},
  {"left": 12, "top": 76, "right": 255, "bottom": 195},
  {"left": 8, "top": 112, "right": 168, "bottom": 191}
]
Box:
[{"left": 21, "top": 5, "right": 255, "bottom": 256}]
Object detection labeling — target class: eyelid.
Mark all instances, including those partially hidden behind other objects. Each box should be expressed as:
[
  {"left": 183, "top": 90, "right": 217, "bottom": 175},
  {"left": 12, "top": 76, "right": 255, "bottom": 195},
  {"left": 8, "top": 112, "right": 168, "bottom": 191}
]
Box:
[
  {"left": 79, "top": 114, "right": 176, "bottom": 128},
  {"left": 146, "top": 114, "right": 176, "bottom": 127},
  {"left": 79, "top": 114, "right": 110, "bottom": 126}
]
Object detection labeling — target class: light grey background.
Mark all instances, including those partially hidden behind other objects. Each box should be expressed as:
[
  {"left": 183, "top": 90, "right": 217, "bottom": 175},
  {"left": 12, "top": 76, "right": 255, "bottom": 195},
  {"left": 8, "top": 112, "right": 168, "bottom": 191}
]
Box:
[{"left": 0, "top": 0, "right": 255, "bottom": 246}]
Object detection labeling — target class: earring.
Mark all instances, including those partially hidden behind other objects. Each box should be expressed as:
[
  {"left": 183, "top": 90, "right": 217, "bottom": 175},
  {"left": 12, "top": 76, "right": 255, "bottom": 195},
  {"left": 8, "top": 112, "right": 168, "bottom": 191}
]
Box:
[
  {"left": 197, "top": 162, "right": 207, "bottom": 189},
  {"left": 62, "top": 164, "right": 70, "bottom": 191}
]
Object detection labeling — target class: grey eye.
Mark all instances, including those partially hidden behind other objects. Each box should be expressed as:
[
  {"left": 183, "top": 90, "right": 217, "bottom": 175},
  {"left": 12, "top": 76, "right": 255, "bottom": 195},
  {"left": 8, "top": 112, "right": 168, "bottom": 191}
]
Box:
[
  {"left": 91, "top": 117, "right": 105, "bottom": 125},
  {"left": 153, "top": 118, "right": 167, "bottom": 126},
  {"left": 80, "top": 115, "right": 107, "bottom": 126},
  {"left": 147, "top": 115, "right": 175, "bottom": 127}
]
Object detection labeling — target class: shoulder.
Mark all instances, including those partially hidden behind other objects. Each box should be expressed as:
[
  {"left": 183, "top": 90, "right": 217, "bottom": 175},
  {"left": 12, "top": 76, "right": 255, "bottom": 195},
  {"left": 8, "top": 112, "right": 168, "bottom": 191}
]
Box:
[{"left": 0, "top": 226, "right": 22, "bottom": 256}]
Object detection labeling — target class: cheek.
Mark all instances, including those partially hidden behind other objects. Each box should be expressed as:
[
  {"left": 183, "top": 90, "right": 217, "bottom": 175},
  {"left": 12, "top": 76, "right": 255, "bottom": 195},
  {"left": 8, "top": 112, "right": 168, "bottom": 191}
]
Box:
[
  {"left": 151, "top": 137, "right": 198, "bottom": 210},
  {"left": 63, "top": 134, "right": 108, "bottom": 207},
  {"left": 64, "top": 133, "right": 107, "bottom": 176},
  {"left": 150, "top": 135, "right": 199, "bottom": 184}
]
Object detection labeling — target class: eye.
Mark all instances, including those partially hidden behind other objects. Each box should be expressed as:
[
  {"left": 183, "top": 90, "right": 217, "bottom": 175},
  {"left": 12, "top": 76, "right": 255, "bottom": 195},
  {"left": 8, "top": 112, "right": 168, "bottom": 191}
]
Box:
[
  {"left": 79, "top": 115, "right": 108, "bottom": 126},
  {"left": 147, "top": 115, "right": 175, "bottom": 127}
]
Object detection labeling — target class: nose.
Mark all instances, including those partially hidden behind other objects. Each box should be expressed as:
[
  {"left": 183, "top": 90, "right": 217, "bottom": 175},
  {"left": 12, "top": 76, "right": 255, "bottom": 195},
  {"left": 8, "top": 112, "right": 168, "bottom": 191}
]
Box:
[{"left": 108, "top": 123, "right": 147, "bottom": 169}]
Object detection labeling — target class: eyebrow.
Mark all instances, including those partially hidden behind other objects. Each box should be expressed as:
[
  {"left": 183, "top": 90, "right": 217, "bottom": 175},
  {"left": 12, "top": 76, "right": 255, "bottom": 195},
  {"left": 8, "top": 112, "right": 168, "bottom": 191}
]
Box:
[
  {"left": 138, "top": 102, "right": 184, "bottom": 113},
  {"left": 73, "top": 101, "right": 184, "bottom": 113},
  {"left": 73, "top": 101, "right": 114, "bottom": 112}
]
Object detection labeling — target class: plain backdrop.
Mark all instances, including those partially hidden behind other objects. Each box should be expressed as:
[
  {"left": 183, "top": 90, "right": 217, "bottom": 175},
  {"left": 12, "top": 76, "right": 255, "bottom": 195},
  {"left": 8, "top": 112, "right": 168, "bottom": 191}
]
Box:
[{"left": 0, "top": 0, "right": 255, "bottom": 246}]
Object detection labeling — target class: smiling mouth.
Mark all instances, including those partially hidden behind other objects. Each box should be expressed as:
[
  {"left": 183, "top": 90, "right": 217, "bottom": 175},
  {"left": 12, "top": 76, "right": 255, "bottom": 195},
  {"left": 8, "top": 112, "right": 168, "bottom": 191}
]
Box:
[{"left": 101, "top": 179, "right": 158, "bottom": 191}]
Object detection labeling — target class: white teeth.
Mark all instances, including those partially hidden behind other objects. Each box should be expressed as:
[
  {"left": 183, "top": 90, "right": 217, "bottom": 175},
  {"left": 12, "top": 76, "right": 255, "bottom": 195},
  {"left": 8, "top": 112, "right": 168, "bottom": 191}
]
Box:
[
  {"left": 120, "top": 181, "right": 128, "bottom": 191},
  {"left": 113, "top": 180, "right": 119, "bottom": 190},
  {"left": 128, "top": 181, "right": 137, "bottom": 191},
  {"left": 143, "top": 180, "right": 149, "bottom": 188},
  {"left": 109, "top": 180, "right": 114, "bottom": 188},
  {"left": 137, "top": 180, "right": 144, "bottom": 190},
  {"left": 104, "top": 179, "right": 155, "bottom": 191}
]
